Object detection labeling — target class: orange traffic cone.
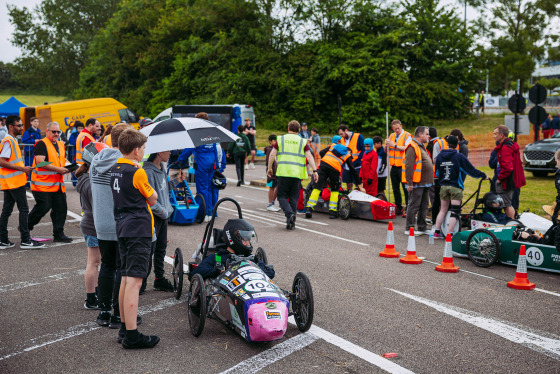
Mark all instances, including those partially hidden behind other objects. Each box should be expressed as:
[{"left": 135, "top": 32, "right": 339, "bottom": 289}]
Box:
[
  {"left": 507, "top": 245, "right": 535, "bottom": 290},
  {"left": 435, "top": 233, "right": 459, "bottom": 273},
  {"left": 399, "top": 227, "right": 422, "bottom": 264},
  {"left": 380, "top": 221, "right": 400, "bottom": 258}
]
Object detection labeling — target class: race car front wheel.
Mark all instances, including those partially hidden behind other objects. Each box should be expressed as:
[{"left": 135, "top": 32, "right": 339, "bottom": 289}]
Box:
[
  {"left": 188, "top": 273, "right": 207, "bottom": 337},
  {"left": 291, "top": 272, "right": 314, "bottom": 332},
  {"left": 338, "top": 195, "right": 351, "bottom": 220},
  {"left": 466, "top": 229, "right": 500, "bottom": 267},
  {"left": 173, "top": 248, "right": 184, "bottom": 300}
]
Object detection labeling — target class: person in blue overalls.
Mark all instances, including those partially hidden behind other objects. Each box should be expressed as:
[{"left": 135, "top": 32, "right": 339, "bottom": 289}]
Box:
[{"left": 179, "top": 112, "right": 226, "bottom": 222}]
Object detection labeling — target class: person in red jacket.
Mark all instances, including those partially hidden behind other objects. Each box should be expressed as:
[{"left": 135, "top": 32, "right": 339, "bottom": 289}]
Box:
[
  {"left": 493, "top": 125, "right": 526, "bottom": 219},
  {"left": 359, "top": 138, "right": 378, "bottom": 197}
]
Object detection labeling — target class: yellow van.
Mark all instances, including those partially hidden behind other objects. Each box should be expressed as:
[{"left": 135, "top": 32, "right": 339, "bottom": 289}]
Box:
[{"left": 20, "top": 98, "right": 140, "bottom": 132}]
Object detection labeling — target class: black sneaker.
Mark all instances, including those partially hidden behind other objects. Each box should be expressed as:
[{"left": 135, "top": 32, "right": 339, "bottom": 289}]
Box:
[
  {"left": 122, "top": 333, "right": 160, "bottom": 349},
  {"left": 21, "top": 240, "right": 45, "bottom": 249},
  {"left": 305, "top": 207, "right": 313, "bottom": 219},
  {"left": 0, "top": 241, "right": 15, "bottom": 249},
  {"left": 286, "top": 214, "right": 296, "bottom": 230},
  {"left": 117, "top": 329, "right": 125, "bottom": 344},
  {"left": 84, "top": 298, "right": 99, "bottom": 310},
  {"left": 329, "top": 211, "right": 338, "bottom": 219},
  {"left": 154, "top": 277, "right": 174, "bottom": 292},
  {"left": 96, "top": 311, "right": 111, "bottom": 326},
  {"left": 53, "top": 234, "right": 73, "bottom": 243}
]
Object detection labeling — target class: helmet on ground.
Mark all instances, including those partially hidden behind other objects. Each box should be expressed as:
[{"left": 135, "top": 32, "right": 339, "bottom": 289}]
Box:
[
  {"left": 222, "top": 219, "right": 257, "bottom": 256},
  {"left": 82, "top": 142, "right": 109, "bottom": 165},
  {"left": 139, "top": 118, "right": 153, "bottom": 128},
  {"left": 483, "top": 192, "right": 504, "bottom": 210},
  {"left": 212, "top": 171, "right": 227, "bottom": 190}
]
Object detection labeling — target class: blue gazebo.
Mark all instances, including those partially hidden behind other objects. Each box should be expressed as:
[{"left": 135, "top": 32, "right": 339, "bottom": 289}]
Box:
[{"left": 0, "top": 96, "right": 27, "bottom": 117}]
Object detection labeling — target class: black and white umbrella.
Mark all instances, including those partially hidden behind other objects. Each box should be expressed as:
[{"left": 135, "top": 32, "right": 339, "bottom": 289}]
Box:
[{"left": 140, "top": 117, "right": 239, "bottom": 154}]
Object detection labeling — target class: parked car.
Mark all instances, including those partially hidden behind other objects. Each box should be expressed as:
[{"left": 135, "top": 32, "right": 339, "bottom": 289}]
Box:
[{"left": 523, "top": 133, "right": 560, "bottom": 177}]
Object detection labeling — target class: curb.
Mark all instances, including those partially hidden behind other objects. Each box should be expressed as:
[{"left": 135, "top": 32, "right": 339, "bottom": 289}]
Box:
[{"left": 250, "top": 179, "right": 268, "bottom": 188}]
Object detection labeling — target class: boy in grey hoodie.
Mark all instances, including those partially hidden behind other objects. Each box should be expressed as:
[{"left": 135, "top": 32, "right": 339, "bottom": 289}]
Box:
[
  {"left": 90, "top": 123, "right": 136, "bottom": 329},
  {"left": 142, "top": 151, "right": 185, "bottom": 292}
]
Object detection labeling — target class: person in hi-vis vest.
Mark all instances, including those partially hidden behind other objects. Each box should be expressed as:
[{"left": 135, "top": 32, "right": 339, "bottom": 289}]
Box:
[
  {"left": 267, "top": 120, "right": 318, "bottom": 230},
  {"left": 0, "top": 115, "right": 44, "bottom": 249},
  {"left": 28, "top": 122, "right": 73, "bottom": 243},
  {"left": 385, "top": 119, "right": 411, "bottom": 217},
  {"left": 76, "top": 118, "right": 100, "bottom": 165}
]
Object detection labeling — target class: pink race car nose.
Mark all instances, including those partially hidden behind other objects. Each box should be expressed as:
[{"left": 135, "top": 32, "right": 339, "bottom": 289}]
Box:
[{"left": 246, "top": 301, "right": 288, "bottom": 342}]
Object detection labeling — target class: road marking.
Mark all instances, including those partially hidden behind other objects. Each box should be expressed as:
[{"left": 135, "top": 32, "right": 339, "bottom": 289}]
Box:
[
  {"left": 0, "top": 297, "right": 183, "bottom": 361},
  {"left": 254, "top": 208, "right": 329, "bottom": 226},
  {"left": 0, "top": 269, "right": 85, "bottom": 293},
  {"left": 225, "top": 178, "right": 267, "bottom": 191},
  {"left": 221, "top": 207, "right": 368, "bottom": 246},
  {"left": 535, "top": 288, "right": 560, "bottom": 297},
  {"left": 219, "top": 333, "right": 319, "bottom": 374},
  {"left": 390, "top": 288, "right": 560, "bottom": 360},
  {"left": 422, "top": 259, "right": 496, "bottom": 279}
]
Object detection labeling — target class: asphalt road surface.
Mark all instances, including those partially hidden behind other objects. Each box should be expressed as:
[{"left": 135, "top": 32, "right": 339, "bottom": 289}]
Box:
[{"left": 1, "top": 163, "right": 559, "bottom": 374}]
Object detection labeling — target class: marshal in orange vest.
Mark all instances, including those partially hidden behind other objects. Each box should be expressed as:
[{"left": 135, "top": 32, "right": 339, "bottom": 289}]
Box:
[
  {"left": 76, "top": 131, "right": 96, "bottom": 165},
  {"left": 30, "top": 139, "right": 66, "bottom": 193},
  {"left": 388, "top": 131, "right": 412, "bottom": 167},
  {"left": 401, "top": 141, "right": 423, "bottom": 184},
  {"left": 0, "top": 136, "right": 27, "bottom": 190}
]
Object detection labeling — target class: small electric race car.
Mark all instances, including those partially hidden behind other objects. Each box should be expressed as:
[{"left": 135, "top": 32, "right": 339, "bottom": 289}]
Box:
[
  {"left": 452, "top": 224, "right": 560, "bottom": 274},
  {"left": 171, "top": 198, "right": 314, "bottom": 342},
  {"left": 168, "top": 180, "right": 206, "bottom": 224}
]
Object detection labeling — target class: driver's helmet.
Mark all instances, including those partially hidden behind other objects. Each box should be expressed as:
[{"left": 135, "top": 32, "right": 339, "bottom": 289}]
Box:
[
  {"left": 212, "top": 171, "right": 227, "bottom": 190},
  {"left": 483, "top": 192, "right": 504, "bottom": 210},
  {"left": 222, "top": 219, "right": 257, "bottom": 256},
  {"left": 82, "top": 142, "right": 109, "bottom": 166}
]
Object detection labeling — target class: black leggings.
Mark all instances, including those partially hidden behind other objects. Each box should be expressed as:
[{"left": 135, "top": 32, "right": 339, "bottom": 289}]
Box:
[
  {"left": 97, "top": 239, "right": 121, "bottom": 313},
  {"left": 234, "top": 153, "right": 246, "bottom": 182}
]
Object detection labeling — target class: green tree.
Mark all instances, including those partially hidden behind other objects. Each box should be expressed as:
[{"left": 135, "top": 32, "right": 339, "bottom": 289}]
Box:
[{"left": 7, "top": 0, "right": 120, "bottom": 94}]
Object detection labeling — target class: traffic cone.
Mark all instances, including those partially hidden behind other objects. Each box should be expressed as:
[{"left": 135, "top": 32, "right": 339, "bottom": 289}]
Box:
[
  {"left": 435, "top": 233, "right": 459, "bottom": 273},
  {"left": 507, "top": 245, "right": 535, "bottom": 290},
  {"left": 379, "top": 221, "right": 400, "bottom": 258},
  {"left": 399, "top": 227, "right": 422, "bottom": 264}
]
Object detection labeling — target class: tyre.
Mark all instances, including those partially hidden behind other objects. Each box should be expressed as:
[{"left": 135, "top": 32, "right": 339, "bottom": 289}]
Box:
[
  {"left": 441, "top": 211, "right": 461, "bottom": 236},
  {"left": 466, "top": 229, "right": 500, "bottom": 267},
  {"left": 255, "top": 247, "right": 268, "bottom": 265},
  {"left": 532, "top": 171, "right": 548, "bottom": 178},
  {"left": 173, "top": 248, "right": 184, "bottom": 300},
  {"left": 338, "top": 195, "right": 351, "bottom": 220},
  {"left": 291, "top": 272, "right": 314, "bottom": 332},
  {"left": 187, "top": 273, "right": 207, "bottom": 337},
  {"left": 376, "top": 192, "right": 387, "bottom": 201},
  {"left": 194, "top": 193, "right": 206, "bottom": 224}
]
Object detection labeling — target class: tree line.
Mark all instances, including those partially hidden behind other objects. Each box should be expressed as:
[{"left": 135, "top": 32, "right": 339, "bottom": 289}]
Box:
[{"left": 6, "top": 0, "right": 560, "bottom": 132}]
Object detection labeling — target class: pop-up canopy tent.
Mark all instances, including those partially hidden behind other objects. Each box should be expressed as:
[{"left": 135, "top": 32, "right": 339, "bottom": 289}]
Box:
[{"left": 0, "top": 96, "right": 27, "bottom": 117}]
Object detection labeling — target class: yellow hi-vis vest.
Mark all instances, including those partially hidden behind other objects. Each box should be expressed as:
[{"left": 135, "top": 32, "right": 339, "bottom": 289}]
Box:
[
  {"left": 388, "top": 131, "right": 411, "bottom": 167},
  {"left": 0, "top": 136, "right": 27, "bottom": 190},
  {"left": 276, "top": 134, "right": 307, "bottom": 179},
  {"left": 30, "top": 139, "right": 66, "bottom": 193},
  {"left": 401, "top": 141, "right": 422, "bottom": 184},
  {"left": 76, "top": 131, "right": 96, "bottom": 165},
  {"left": 103, "top": 134, "right": 112, "bottom": 147},
  {"left": 431, "top": 138, "right": 448, "bottom": 177}
]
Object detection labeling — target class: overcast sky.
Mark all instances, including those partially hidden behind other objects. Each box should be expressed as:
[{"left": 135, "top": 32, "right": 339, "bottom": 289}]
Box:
[{"left": 0, "top": 0, "right": 478, "bottom": 64}]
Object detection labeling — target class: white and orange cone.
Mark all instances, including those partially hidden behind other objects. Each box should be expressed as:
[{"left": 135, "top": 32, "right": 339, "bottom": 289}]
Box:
[
  {"left": 399, "top": 227, "right": 422, "bottom": 264},
  {"left": 380, "top": 221, "right": 400, "bottom": 258},
  {"left": 435, "top": 233, "right": 459, "bottom": 273},
  {"left": 507, "top": 245, "right": 535, "bottom": 290}
]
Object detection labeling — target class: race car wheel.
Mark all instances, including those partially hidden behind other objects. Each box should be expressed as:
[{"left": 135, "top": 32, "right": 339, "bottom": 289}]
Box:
[
  {"left": 441, "top": 211, "right": 461, "bottom": 236},
  {"left": 173, "top": 248, "right": 184, "bottom": 300},
  {"left": 188, "top": 273, "right": 207, "bottom": 337},
  {"left": 255, "top": 247, "right": 268, "bottom": 265},
  {"left": 291, "top": 272, "right": 314, "bottom": 332},
  {"left": 338, "top": 195, "right": 351, "bottom": 220},
  {"left": 466, "top": 229, "right": 500, "bottom": 267},
  {"left": 194, "top": 194, "right": 206, "bottom": 224}
]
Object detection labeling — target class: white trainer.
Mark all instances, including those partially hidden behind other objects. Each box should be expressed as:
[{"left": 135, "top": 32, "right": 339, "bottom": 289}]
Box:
[
  {"left": 249, "top": 163, "right": 255, "bottom": 169},
  {"left": 244, "top": 164, "right": 249, "bottom": 170}
]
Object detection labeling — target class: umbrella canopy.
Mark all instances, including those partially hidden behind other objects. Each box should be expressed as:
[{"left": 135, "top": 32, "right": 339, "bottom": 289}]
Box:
[
  {"left": 0, "top": 96, "right": 27, "bottom": 116},
  {"left": 140, "top": 117, "right": 239, "bottom": 154}
]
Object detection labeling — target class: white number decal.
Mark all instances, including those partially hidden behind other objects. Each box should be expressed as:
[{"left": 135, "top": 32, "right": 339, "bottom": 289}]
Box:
[
  {"left": 244, "top": 280, "right": 274, "bottom": 292},
  {"left": 526, "top": 247, "right": 544, "bottom": 267},
  {"left": 113, "top": 178, "right": 120, "bottom": 193}
]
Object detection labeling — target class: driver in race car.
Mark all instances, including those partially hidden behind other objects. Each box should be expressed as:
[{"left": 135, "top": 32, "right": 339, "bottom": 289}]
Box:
[{"left": 189, "top": 219, "right": 275, "bottom": 280}]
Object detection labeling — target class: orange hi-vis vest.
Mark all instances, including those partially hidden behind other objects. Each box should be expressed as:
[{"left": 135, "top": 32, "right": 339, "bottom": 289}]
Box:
[
  {"left": 388, "top": 131, "right": 411, "bottom": 167},
  {"left": 321, "top": 150, "right": 350, "bottom": 173},
  {"left": 0, "top": 136, "right": 27, "bottom": 190},
  {"left": 401, "top": 141, "right": 422, "bottom": 184},
  {"left": 431, "top": 138, "right": 448, "bottom": 177},
  {"left": 339, "top": 132, "right": 362, "bottom": 162},
  {"left": 31, "top": 139, "right": 66, "bottom": 193},
  {"left": 76, "top": 131, "right": 96, "bottom": 165},
  {"left": 103, "top": 134, "right": 112, "bottom": 147}
]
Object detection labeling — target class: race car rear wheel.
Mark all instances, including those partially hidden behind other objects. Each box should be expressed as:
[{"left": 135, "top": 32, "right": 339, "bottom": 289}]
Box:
[
  {"left": 194, "top": 194, "right": 206, "bottom": 224},
  {"left": 173, "top": 248, "right": 184, "bottom": 300},
  {"left": 291, "top": 272, "right": 314, "bottom": 332},
  {"left": 255, "top": 247, "right": 268, "bottom": 265},
  {"left": 466, "top": 229, "right": 500, "bottom": 267},
  {"left": 338, "top": 195, "right": 351, "bottom": 220},
  {"left": 188, "top": 273, "right": 207, "bottom": 337}
]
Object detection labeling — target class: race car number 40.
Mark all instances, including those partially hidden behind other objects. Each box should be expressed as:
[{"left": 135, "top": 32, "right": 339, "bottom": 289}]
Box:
[
  {"left": 526, "top": 247, "right": 544, "bottom": 267},
  {"left": 244, "top": 280, "right": 275, "bottom": 292}
]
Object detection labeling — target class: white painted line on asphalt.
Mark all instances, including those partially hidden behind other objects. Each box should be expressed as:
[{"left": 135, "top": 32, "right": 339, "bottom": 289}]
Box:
[
  {"left": 219, "top": 333, "right": 319, "bottom": 374},
  {"left": 390, "top": 289, "right": 560, "bottom": 361},
  {"left": 422, "top": 259, "right": 496, "bottom": 279},
  {"left": 221, "top": 207, "right": 368, "bottom": 246},
  {"left": 0, "top": 297, "right": 183, "bottom": 361},
  {"left": 0, "top": 269, "right": 85, "bottom": 293},
  {"left": 254, "top": 208, "right": 329, "bottom": 226},
  {"left": 164, "top": 255, "right": 189, "bottom": 272},
  {"left": 66, "top": 210, "right": 83, "bottom": 221},
  {"left": 535, "top": 288, "right": 560, "bottom": 297}
]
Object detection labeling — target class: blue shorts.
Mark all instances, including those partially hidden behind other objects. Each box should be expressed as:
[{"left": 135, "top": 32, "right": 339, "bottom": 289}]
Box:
[{"left": 83, "top": 234, "right": 99, "bottom": 248}]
